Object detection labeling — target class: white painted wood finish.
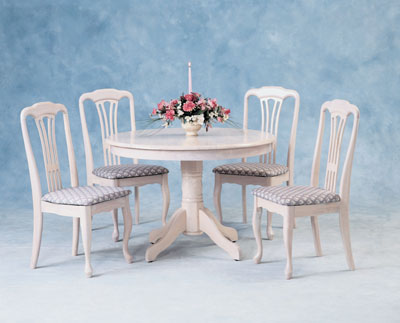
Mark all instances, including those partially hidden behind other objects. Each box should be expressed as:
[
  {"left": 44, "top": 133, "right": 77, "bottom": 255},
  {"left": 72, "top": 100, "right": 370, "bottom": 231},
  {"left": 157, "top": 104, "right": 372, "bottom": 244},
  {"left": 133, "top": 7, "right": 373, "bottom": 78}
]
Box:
[
  {"left": 252, "top": 99, "right": 360, "bottom": 279},
  {"left": 21, "top": 102, "right": 133, "bottom": 277},
  {"left": 214, "top": 86, "right": 300, "bottom": 230},
  {"left": 79, "top": 89, "right": 170, "bottom": 237},
  {"left": 107, "top": 128, "right": 274, "bottom": 160},
  {"left": 106, "top": 128, "right": 274, "bottom": 261}
]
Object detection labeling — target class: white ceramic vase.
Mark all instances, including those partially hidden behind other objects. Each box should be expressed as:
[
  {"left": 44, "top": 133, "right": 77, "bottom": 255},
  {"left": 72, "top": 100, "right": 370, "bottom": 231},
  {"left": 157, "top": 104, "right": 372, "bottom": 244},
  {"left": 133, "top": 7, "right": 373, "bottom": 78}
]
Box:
[{"left": 181, "top": 121, "right": 202, "bottom": 136}]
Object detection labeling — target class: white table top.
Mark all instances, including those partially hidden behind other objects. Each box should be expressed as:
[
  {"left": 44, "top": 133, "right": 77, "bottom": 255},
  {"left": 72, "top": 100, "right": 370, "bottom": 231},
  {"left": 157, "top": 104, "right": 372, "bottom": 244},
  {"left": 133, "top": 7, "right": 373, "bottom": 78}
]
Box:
[{"left": 106, "top": 127, "right": 275, "bottom": 161}]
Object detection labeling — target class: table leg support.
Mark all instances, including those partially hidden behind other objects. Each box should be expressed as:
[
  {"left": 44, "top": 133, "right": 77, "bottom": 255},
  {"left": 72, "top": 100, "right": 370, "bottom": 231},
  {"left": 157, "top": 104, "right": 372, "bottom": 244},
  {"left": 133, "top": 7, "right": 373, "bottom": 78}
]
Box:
[
  {"left": 146, "top": 160, "right": 240, "bottom": 262},
  {"left": 145, "top": 209, "right": 186, "bottom": 262},
  {"left": 202, "top": 208, "right": 238, "bottom": 242},
  {"left": 199, "top": 210, "right": 240, "bottom": 261},
  {"left": 149, "top": 208, "right": 185, "bottom": 244}
]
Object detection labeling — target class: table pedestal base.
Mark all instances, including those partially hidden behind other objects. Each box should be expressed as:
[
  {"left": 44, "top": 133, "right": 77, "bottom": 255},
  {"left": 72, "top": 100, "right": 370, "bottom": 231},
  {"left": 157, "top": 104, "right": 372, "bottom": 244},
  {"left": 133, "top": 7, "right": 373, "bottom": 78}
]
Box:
[{"left": 145, "top": 161, "right": 240, "bottom": 262}]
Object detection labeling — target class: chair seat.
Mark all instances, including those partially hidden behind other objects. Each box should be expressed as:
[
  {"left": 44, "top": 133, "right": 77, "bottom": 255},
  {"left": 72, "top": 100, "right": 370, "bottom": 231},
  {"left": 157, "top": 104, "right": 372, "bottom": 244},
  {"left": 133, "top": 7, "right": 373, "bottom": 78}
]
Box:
[
  {"left": 252, "top": 185, "right": 341, "bottom": 206},
  {"left": 93, "top": 164, "right": 169, "bottom": 180},
  {"left": 42, "top": 186, "right": 131, "bottom": 206},
  {"left": 213, "top": 162, "right": 289, "bottom": 177}
]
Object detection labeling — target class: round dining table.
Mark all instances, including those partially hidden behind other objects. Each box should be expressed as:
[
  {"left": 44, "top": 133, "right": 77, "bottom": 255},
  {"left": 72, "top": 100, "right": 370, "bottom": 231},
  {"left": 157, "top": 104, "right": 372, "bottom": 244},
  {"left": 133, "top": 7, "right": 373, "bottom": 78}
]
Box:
[{"left": 106, "top": 127, "right": 275, "bottom": 262}]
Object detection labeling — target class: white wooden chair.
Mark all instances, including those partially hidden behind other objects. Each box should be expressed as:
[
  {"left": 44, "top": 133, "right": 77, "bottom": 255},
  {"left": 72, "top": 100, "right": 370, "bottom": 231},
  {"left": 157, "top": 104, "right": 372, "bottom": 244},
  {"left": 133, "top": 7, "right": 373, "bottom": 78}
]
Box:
[
  {"left": 21, "top": 102, "right": 133, "bottom": 278},
  {"left": 79, "top": 89, "right": 170, "bottom": 241},
  {"left": 252, "top": 99, "right": 360, "bottom": 279},
  {"left": 213, "top": 86, "right": 300, "bottom": 234}
]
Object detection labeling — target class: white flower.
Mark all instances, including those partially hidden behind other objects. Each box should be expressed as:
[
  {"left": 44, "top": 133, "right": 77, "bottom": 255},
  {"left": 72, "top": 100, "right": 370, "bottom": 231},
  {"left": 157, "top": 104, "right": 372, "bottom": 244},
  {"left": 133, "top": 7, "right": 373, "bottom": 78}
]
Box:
[{"left": 178, "top": 110, "right": 184, "bottom": 116}]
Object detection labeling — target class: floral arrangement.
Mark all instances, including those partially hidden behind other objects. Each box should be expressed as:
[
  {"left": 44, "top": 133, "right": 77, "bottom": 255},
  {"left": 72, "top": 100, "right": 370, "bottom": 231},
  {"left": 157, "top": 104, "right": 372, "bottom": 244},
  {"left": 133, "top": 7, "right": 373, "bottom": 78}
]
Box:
[{"left": 151, "top": 92, "right": 231, "bottom": 131}]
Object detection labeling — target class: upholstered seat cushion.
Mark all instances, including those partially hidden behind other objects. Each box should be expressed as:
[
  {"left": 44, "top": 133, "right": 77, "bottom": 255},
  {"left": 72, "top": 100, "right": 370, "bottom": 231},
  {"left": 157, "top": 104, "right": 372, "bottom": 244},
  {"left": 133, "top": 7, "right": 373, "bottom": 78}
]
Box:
[
  {"left": 42, "top": 186, "right": 131, "bottom": 206},
  {"left": 213, "top": 162, "right": 288, "bottom": 177},
  {"left": 93, "top": 164, "right": 169, "bottom": 179},
  {"left": 252, "top": 185, "right": 341, "bottom": 206}
]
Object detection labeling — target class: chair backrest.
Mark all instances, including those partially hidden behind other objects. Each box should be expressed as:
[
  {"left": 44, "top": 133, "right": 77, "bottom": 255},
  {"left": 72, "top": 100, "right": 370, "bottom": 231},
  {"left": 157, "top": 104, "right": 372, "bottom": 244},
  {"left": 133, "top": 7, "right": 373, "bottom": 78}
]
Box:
[
  {"left": 243, "top": 86, "right": 300, "bottom": 183},
  {"left": 310, "top": 99, "right": 360, "bottom": 204},
  {"left": 79, "top": 89, "right": 135, "bottom": 182},
  {"left": 21, "top": 102, "right": 79, "bottom": 203}
]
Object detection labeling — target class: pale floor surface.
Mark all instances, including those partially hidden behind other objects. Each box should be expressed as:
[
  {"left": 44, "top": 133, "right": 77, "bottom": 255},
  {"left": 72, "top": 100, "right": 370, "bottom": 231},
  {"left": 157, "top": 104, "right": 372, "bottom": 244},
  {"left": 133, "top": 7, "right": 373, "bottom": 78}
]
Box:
[{"left": 0, "top": 204, "right": 399, "bottom": 323}]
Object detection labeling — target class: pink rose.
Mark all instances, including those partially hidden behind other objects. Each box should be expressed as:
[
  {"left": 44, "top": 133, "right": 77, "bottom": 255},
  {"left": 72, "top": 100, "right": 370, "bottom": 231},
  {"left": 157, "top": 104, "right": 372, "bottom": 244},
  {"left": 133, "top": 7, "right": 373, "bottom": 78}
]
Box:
[
  {"left": 152, "top": 108, "right": 157, "bottom": 115},
  {"left": 184, "top": 94, "right": 195, "bottom": 101},
  {"left": 157, "top": 100, "right": 168, "bottom": 110},
  {"left": 198, "top": 98, "right": 206, "bottom": 110},
  {"left": 210, "top": 98, "right": 218, "bottom": 109},
  {"left": 165, "top": 109, "right": 175, "bottom": 121},
  {"left": 218, "top": 117, "right": 222, "bottom": 122},
  {"left": 183, "top": 101, "right": 196, "bottom": 112},
  {"left": 191, "top": 92, "right": 201, "bottom": 101},
  {"left": 169, "top": 99, "right": 178, "bottom": 108}
]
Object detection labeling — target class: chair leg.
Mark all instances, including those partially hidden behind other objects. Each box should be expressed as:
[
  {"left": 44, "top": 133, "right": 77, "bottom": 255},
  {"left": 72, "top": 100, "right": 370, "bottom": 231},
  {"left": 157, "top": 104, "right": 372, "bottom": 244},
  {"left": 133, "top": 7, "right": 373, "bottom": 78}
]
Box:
[
  {"left": 161, "top": 174, "right": 170, "bottom": 226},
  {"left": 72, "top": 217, "right": 80, "bottom": 256},
  {"left": 121, "top": 199, "right": 133, "bottom": 263},
  {"left": 134, "top": 187, "right": 140, "bottom": 225},
  {"left": 30, "top": 209, "right": 43, "bottom": 269},
  {"left": 213, "top": 173, "right": 223, "bottom": 222},
  {"left": 252, "top": 199, "right": 263, "bottom": 264},
  {"left": 339, "top": 208, "right": 355, "bottom": 270},
  {"left": 311, "top": 216, "right": 322, "bottom": 256},
  {"left": 112, "top": 209, "right": 119, "bottom": 242},
  {"left": 283, "top": 211, "right": 295, "bottom": 279},
  {"left": 266, "top": 211, "right": 274, "bottom": 240},
  {"left": 242, "top": 185, "right": 247, "bottom": 223},
  {"left": 80, "top": 212, "right": 93, "bottom": 278}
]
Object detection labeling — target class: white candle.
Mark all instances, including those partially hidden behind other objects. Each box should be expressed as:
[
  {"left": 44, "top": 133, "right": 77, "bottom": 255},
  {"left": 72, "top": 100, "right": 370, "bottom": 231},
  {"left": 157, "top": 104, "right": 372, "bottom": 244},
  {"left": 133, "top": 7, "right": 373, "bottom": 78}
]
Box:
[{"left": 188, "top": 61, "right": 192, "bottom": 93}]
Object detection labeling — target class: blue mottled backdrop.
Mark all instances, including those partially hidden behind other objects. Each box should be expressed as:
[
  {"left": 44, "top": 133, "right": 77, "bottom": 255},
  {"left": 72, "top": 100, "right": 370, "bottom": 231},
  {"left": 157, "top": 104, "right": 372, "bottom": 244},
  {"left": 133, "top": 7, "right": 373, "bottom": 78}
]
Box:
[{"left": 1, "top": 0, "right": 399, "bottom": 211}]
